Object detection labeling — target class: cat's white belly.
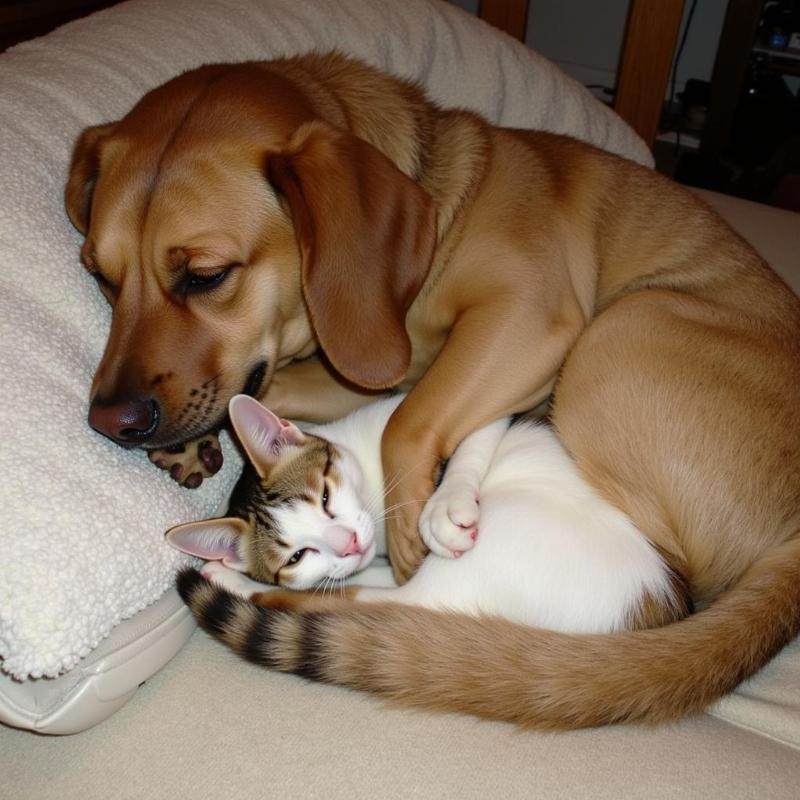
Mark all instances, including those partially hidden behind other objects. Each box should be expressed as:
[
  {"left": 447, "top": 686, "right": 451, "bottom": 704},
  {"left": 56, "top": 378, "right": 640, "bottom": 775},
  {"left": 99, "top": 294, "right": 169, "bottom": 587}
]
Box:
[{"left": 359, "top": 484, "right": 675, "bottom": 634}]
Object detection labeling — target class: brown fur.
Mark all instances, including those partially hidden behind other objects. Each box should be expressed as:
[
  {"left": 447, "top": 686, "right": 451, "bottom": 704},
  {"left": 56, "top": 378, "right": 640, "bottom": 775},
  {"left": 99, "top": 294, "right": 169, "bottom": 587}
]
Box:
[{"left": 71, "top": 53, "right": 800, "bottom": 725}]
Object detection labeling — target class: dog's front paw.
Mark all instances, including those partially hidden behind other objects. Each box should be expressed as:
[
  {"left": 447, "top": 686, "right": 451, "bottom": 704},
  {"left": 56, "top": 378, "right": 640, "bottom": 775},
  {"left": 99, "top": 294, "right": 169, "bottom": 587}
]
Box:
[
  {"left": 149, "top": 432, "right": 223, "bottom": 488},
  {"left": 419, "top": 483, "right": 480, "bottom": 558},
  {"left": 383, "top": 469, "right": 430, "bottom": 583},
  {"left": 387, "top": 529, "right": 429, "bottom": 585}
]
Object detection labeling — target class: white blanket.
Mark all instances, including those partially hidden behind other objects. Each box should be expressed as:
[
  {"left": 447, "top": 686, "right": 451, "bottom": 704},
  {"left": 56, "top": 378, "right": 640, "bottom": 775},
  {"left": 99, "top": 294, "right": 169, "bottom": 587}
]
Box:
[{"left": 0, "top": 0, "right": 651, "bottom": 680}]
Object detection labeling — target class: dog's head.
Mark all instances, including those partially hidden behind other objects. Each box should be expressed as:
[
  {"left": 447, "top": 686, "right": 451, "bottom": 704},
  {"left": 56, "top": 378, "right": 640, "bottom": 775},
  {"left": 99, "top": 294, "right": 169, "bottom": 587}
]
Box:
[{"left": 65, "top": 64, "right": 436, "bottom": 449}]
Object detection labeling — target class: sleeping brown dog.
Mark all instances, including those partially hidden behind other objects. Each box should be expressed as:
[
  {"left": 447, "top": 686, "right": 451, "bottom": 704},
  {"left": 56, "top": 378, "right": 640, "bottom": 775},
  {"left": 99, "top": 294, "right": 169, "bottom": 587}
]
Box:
[{"left": 66, "top": 54, "right": 800, "bottom": 723}]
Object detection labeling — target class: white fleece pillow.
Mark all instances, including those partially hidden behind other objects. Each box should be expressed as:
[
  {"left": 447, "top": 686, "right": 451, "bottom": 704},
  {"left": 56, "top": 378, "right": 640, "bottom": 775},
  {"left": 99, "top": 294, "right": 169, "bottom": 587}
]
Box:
[{"left": 0, "top": 0, "right": 651, "bottom": 680}]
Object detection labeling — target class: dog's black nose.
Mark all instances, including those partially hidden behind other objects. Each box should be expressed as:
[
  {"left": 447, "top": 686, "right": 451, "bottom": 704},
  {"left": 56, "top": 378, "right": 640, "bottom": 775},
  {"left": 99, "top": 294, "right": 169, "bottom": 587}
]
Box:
[{"left": 88, "top": 396, "right": 159, "bottom": 447}]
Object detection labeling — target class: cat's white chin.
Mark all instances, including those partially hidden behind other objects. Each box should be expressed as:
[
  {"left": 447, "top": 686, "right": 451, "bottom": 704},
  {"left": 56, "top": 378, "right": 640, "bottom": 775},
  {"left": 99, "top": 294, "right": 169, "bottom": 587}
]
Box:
[{"left": 357, "top": 540, "right": 377, "bottom": 570}]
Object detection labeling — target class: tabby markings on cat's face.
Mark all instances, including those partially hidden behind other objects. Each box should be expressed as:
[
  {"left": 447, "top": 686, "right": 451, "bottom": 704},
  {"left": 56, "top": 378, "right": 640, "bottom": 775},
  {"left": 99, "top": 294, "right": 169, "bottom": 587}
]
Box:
[
  {"left": 165, "top": 395, "right": 378, "bottom": 590},
  {"left": 236, "top": 438, "right": 378, "bottom": 589}
]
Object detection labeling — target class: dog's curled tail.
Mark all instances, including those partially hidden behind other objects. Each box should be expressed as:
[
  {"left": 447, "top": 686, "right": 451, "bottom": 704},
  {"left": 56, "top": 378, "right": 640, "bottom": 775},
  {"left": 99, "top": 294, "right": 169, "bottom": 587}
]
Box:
[{"left": 176, "top": 535, "right": 800, "bottom": 728}]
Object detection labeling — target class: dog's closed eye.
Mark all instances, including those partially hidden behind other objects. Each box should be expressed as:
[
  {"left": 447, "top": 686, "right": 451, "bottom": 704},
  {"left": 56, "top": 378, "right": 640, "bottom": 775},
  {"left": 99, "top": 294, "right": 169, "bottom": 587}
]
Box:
[
  {"left": 186, "top": 269, "right": 229, "bottom": 291},
  {"left": 183, "top": 264, "right": 240, "bottom": 295}
]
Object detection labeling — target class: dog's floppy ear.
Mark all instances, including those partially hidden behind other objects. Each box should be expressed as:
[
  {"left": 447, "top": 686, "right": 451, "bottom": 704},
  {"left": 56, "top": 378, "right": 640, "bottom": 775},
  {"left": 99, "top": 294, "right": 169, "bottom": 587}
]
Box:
[
  {"left": 266, "top": 121, "right": 436, "bottom": 390},
  {"left": 64, "top": 122, "right": 117, "bottom": 234}
]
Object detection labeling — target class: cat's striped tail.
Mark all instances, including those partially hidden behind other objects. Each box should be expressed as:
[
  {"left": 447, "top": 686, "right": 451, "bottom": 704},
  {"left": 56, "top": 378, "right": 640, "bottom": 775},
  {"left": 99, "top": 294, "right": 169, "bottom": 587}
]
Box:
[{"left": 176, "top": 536, "right": 800, "bottom": 729}]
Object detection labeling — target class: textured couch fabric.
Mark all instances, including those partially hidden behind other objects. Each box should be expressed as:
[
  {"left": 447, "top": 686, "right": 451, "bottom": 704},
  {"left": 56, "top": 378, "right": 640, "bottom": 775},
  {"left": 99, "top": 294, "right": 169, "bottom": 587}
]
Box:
[{"left": 1, "top": 632, "right": 799, "bottom": 800}]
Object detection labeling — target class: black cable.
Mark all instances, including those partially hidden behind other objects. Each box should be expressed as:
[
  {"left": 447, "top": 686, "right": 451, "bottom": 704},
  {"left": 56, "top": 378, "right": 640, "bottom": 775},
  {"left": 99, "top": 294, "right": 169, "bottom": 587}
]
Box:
[{"left": 670, "top": 0, "right": 700, "bottom": 151}]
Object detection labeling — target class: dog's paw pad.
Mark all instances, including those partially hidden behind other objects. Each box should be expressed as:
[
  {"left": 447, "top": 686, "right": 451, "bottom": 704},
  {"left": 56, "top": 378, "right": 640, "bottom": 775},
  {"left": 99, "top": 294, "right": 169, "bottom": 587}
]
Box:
[
  {"left": 149, "top": 432, "right": 223, "bottom": 488},
  {"left": 184, "top": 472, "right": 203, "bottom": 489},
  {"left": 198, "top": 440, "right": 223, "bottom": 474}
]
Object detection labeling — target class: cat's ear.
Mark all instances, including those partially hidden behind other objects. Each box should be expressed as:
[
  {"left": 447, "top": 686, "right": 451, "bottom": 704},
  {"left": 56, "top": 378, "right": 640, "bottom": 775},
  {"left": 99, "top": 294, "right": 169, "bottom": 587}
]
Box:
[
  {"left": 165, "top": 518, "right": 249, "bottom": 570},
  {"left": 228, "top": 394, "right": 305, "bottom": 478}
]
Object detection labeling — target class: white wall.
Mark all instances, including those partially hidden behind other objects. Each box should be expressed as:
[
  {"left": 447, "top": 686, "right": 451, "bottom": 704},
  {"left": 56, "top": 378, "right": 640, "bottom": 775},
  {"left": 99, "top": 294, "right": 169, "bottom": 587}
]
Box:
[{"left": 526, "top": 0, "right": 628, "bottom": 90}]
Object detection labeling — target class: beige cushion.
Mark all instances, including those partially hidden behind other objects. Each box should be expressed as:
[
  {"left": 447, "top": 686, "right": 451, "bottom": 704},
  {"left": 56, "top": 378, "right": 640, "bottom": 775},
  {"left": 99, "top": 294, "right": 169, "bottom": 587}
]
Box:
[
  {"left": 694, "top": 188, "right": 800, "bottom": 295},
  {"left": 1, "top": 631, "right": 798, "bottom": 800},
  {"left": 711, "top": 637, "right": 800, "bottom": 750}
]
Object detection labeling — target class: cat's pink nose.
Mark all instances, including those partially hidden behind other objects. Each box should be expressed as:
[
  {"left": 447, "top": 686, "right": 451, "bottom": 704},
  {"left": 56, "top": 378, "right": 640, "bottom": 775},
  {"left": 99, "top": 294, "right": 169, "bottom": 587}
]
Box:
[{"left": 341, "top": 532, "right": 360, "bottom": 557}]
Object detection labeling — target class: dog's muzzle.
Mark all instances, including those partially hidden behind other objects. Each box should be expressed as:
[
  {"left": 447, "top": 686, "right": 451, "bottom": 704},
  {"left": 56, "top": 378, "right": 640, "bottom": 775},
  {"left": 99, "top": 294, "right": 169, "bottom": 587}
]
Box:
[{"left": 88, "top": 396, "right": 160, "bottom": 448}]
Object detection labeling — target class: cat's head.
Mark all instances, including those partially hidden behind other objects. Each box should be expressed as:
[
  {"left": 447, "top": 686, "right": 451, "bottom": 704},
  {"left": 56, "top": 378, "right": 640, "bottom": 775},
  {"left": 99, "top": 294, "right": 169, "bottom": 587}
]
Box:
[{"left": 165, "top": 395, "right": 377, "bottom": 590}]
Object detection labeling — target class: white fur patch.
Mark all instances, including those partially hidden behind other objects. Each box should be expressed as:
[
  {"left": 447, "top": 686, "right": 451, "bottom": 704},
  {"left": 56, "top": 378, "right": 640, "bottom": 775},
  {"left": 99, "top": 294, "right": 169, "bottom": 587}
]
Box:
[
  {"left": 258, "top": 398, "right": 676, "bottom": 634},
  {"left": 385, "top": 421, "right": 676, "bottom": 633}
]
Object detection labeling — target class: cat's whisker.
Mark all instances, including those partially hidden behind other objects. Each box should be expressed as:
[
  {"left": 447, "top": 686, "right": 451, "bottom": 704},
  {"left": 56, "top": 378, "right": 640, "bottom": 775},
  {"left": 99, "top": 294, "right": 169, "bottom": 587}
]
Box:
[
  {"left": 363, "top": 455, "right": 432, "bottom": 517},
  {"left": 377, "top": 513, "right": 408, "bottom": 523},
  {"left": 363, "top": 496, "right": 382, "bottom": 519},
  {"left": 379, "top": 498, "right": 428, "bottom": 516},
  {"left": 379, "top": 456, "right": 431, "bottom": 499},
  {"left": 364, "top": 483, "right": 394, "bottom": 518},
  {"left": 382, "top": 500, "right": 427, "bottom": 513}
]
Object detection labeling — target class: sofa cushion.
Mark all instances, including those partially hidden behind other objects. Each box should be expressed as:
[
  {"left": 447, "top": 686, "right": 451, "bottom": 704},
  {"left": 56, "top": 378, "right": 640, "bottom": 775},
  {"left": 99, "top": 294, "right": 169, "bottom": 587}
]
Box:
[
  {"left": 2, "top": 630, "right": 798, "bottom": 800},
  {"left": 694, "top": 188, "right": 800, "bottom": 295},
  {"left": 711, "top": 636, "right": 800, "bottom": 750}
]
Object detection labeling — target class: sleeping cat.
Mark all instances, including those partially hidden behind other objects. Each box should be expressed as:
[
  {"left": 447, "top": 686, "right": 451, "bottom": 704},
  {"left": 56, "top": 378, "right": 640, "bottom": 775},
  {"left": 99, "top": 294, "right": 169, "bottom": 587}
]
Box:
[{"left": 167, "top": 394, "right": 686, "bottom": 635}]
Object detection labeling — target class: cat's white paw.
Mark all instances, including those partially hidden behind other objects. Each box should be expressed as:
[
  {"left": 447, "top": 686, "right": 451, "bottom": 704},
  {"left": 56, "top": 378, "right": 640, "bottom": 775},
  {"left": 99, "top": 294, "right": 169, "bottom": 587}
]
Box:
[
  {"left": 200, "top": 561, "right": 263, "bottom": 599},
  {"left": 419, "top": 483, "right": 480, "bottom": 558}
]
